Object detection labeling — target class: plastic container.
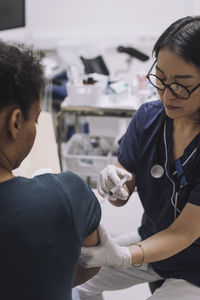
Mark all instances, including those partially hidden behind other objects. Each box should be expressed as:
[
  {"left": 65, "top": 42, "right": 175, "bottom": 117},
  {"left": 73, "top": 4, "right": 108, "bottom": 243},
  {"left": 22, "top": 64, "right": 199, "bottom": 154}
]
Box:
[
  {"left": 88, "top": 116, "right": 130, "bottom": 138},
  {"left": 61, "top": 134, "right": 117, "bottom": 180},
  {"left": 67, "top": 83, "right": 103, "bottom": 106}
]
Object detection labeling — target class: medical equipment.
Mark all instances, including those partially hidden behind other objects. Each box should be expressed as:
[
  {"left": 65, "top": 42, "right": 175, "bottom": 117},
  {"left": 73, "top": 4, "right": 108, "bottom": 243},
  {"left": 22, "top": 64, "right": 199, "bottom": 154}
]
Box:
[
  {"left": 117, "top": 46, "right": 149, "bottom": 62},
  {"left": 151, "top": 136, "right": 200, "bottom": 182},
  {"left": 151, "top": 119, "right": 200, "bottom": 219},
  {"left": 116, "top": 45, "right": 149, "bottom": 76},
  {"left": 80, "top": 55, "right": 110, "bottom": 76},
  {"left": 100, "top": 176, "right": 128, "bottom": 204},
  {"left": 150, "top": 164, "right": 164, "bottom": 178}
]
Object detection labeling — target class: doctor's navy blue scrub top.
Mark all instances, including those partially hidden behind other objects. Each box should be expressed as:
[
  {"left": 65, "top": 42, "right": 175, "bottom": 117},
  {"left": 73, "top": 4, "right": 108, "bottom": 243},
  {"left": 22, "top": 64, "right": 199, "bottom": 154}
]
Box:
[{"left": 118, "top": 100, "right": 200, "bottom": 287}]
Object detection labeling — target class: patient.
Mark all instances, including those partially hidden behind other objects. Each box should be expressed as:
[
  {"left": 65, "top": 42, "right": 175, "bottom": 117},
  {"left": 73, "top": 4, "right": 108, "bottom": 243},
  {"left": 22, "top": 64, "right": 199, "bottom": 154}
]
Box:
[{"left": 0, "top": 42, "right": 101, "bottom": 300}]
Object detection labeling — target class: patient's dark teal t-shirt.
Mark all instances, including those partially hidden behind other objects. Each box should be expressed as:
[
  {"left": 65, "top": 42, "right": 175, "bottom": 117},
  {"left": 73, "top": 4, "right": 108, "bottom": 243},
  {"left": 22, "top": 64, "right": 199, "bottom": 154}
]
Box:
[{"left": 0, "top": 171, "right": 101, "bottom": 300}]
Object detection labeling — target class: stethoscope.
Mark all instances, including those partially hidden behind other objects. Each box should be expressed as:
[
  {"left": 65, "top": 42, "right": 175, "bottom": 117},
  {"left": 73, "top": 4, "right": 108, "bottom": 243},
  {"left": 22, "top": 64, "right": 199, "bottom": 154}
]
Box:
[
  {"left": 150, "top": 141, "right": 200, "bottom": 179},
  {"left": 150, "top": 118, "right": 166, "bottom": 179},
  {"left": 150, "top": 164, "right": 164, "bottom": 178},
  {"left": 150, "top": 117, "right": 200, "bottom": 179},
  {"left": 150, "top": 119, "right": 200, "bottom": 219}
]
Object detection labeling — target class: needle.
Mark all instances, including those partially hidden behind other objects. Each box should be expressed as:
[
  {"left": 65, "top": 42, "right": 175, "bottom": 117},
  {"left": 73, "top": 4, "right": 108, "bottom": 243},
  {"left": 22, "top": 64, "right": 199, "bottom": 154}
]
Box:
[{"left": 100, "top": 177, "right": 128, "bottom": 204}]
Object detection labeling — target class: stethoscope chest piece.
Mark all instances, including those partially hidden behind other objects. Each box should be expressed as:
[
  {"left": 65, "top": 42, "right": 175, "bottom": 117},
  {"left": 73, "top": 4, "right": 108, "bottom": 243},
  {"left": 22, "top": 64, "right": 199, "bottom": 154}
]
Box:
[{"left": 151, "top": 164, "right": 164, "bottom": 178}]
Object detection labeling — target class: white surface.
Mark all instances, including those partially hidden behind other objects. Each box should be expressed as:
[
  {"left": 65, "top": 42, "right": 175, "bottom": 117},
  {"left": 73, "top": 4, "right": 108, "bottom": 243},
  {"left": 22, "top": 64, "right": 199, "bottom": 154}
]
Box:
[
  {"left": 61, "top": 93, "right": 146, "bottom": 110},
  {"left": 93, "top": 190, "right": 151, "bottom": 299}
]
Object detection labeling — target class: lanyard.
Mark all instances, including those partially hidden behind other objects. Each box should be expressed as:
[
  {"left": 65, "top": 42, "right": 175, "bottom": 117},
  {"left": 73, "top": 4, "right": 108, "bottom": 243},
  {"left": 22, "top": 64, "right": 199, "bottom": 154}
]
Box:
[
  {"left": 173, "top": 159, "right": 187, "bottom": 219},
  {"left": 173, "top": 145, "right": 200, "bottom": 219},
  {"left": 174, "top": 159, "right": 187, "bottom": 186}
]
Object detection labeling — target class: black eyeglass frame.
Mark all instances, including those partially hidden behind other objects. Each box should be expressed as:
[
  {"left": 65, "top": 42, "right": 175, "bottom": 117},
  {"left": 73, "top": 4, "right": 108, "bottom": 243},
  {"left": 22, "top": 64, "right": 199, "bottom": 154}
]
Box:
[{"left": 146, "top": 60, "right": 200, "bottom": 100}]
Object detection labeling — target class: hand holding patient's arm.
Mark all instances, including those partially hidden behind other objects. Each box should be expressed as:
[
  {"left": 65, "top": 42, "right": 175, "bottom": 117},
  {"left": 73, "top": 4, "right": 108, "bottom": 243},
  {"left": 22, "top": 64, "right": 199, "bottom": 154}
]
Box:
[
  {"left": 73, "top": 229, "right": 100, "bottom": 287},
  {"left": 79, "top": 203, "right": 200, "bottom": 269},
  {"left": 79, "top": 224, "right": 132, "bottom": 269}
]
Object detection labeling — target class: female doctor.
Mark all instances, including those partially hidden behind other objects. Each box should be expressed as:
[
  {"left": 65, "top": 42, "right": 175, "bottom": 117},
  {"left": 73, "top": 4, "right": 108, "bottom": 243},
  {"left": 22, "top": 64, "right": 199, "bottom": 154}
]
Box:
[{"left": 76, "top": 16, "right": 200, "bottom": 299}]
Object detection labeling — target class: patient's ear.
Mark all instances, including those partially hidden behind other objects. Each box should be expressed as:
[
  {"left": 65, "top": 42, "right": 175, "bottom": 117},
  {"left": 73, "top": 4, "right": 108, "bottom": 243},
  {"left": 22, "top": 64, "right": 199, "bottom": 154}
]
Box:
[{"left": 8, "top": 108, "right": 23, "bottom": 139}]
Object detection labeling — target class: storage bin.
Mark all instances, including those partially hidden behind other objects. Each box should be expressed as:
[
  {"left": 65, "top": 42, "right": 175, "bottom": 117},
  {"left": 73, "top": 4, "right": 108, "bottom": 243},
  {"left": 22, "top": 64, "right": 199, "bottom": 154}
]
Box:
[
  {"left": 67, "top": 83, "right": 103, "bottom": 106},
  {"left": 88, "top": 116, "right": 131, "bottom": 138},
  {"left": 61, "top": 134, "right": 117, "bottom": 180}
]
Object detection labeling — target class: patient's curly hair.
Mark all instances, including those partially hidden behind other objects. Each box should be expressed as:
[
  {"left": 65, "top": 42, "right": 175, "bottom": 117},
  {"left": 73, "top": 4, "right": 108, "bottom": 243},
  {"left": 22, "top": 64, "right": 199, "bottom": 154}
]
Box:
[{"left": 0, "top": 42, "right": 45, "bottom": 118}]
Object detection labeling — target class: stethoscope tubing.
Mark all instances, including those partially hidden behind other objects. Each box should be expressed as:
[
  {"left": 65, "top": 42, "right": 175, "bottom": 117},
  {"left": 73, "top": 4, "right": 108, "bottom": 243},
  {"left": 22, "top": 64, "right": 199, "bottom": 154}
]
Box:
[{"left": 150, "top": 119, "right": 200, "bottom": 219}]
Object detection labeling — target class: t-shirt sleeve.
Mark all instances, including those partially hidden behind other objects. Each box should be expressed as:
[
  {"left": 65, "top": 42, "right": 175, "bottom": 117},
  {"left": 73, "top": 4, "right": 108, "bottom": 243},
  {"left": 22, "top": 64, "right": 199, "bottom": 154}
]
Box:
[
  {"left": 58, "top": 172, "right": 101, "bottom": 242},
  {"left": 118, "top": 105, "right": 144, "bottom": 173}
]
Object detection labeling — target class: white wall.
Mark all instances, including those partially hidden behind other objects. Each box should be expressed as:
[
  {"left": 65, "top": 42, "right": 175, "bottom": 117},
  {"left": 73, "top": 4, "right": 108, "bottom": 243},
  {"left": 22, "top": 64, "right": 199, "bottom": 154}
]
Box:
[
  {"left": 1, "top": 0, "right": 199, "bottom": 46},
  {"left": 25, "top": 0, "right": 194, "bottom": 40},
  {"left": 1, "top": 0, "right": 200, "bottom": 83}
]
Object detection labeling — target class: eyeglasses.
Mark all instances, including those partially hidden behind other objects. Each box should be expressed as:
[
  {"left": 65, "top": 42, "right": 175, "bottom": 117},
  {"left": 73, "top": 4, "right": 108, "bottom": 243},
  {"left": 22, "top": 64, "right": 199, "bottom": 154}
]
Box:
[{"left": 146, "top": 60, "right": 200, "bottom": 100}]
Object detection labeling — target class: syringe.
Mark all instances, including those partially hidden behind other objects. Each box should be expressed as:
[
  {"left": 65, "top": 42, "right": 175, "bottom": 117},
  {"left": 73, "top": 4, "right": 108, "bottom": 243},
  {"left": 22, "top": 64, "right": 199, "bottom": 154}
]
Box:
[{"left": 100, "top": 176, "right": 128, "bottom": 205}]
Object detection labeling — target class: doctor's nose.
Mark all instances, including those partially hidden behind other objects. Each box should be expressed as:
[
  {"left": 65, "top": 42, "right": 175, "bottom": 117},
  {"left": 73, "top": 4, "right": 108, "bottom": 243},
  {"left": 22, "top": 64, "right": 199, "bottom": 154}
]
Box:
[{"left": 163, "top": 86, "right": 177, "bottom": 100}]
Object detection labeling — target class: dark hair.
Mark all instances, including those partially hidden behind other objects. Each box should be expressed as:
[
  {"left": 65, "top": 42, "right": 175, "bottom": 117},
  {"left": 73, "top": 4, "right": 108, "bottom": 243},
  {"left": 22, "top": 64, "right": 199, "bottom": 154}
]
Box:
[
  {"left": 153, "top": 16, "right": 200, "bottom": 68},
  {"left": 0, "top": 42, "right": 45, "bottom": 118}
]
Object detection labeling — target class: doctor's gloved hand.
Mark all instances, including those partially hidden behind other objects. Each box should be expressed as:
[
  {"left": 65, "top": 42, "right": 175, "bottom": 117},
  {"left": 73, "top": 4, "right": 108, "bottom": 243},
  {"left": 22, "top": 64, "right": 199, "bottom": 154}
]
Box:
[
  {"left": 79, "top": 224, "right": 132, "bottom": 269},
  {"left": 97, "top": 164, "right": 132, "bottom": 201}
]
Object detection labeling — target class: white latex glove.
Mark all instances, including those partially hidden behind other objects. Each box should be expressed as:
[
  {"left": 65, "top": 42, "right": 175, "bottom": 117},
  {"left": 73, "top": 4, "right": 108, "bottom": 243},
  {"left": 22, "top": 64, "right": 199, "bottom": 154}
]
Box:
[
  {"left": 97, "top": 165, "right": 132, "bottom": 201},
  {"left": 114, "top": 232, "right": 140, "bottom": 247},
  {"left": 79, "top": 224, "right": 132, "bottom": 269}
]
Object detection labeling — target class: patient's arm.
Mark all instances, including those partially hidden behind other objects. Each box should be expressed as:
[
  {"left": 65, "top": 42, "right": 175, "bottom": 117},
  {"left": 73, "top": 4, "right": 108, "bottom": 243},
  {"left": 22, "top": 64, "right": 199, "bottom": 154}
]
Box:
[{"left": 73, "top": 229, "right": 100, "bottom": 287}]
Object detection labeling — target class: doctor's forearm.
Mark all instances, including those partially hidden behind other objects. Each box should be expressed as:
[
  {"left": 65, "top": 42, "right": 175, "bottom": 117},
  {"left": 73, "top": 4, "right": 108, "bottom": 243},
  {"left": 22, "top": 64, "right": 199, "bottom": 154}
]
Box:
[{"left": 128, "top": 228, "right": 193, "bottom": 265}]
